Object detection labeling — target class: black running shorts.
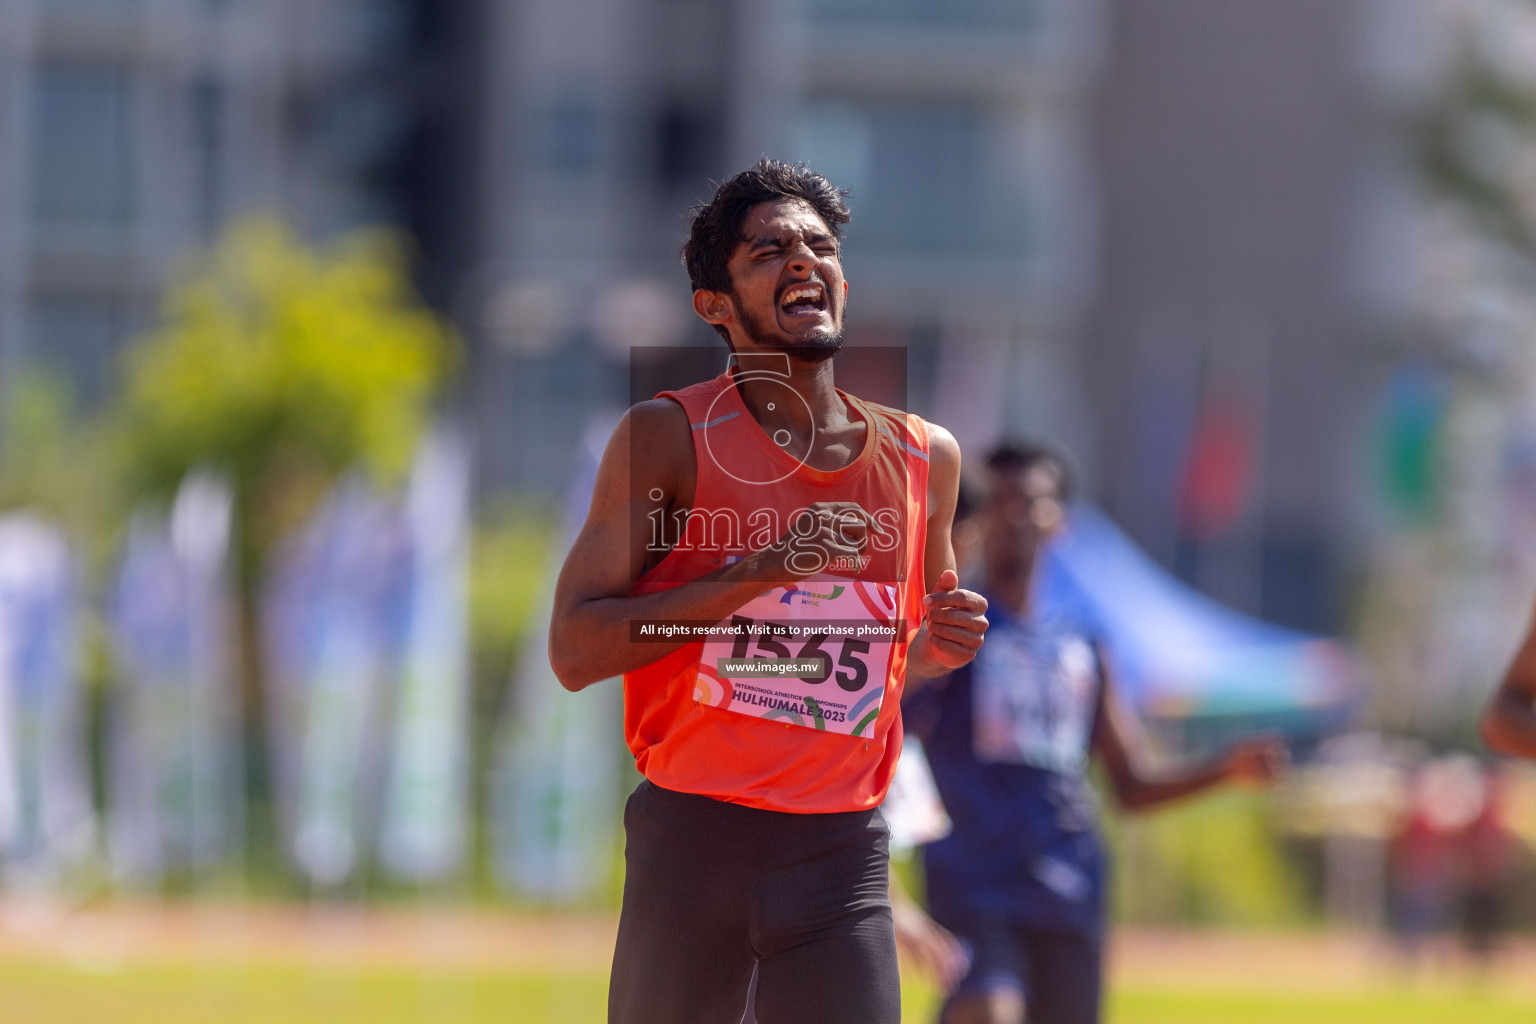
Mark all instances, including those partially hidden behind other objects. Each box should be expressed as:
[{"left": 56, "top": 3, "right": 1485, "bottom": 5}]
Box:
[{"left": 608, "top": 779, "right": 900, "bottom": 1024}]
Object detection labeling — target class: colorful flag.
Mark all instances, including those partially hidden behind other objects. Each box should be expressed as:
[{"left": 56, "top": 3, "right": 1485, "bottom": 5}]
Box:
[
  {"left": 1375, "top": 362, "right": 1446, "bottom": 526},
  {"left": 1177, "top": 391, "right": 1257, "bottom": 540}
]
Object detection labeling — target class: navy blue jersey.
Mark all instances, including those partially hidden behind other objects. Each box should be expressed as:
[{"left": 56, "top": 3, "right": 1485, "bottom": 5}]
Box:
[{"left": 906, "top": 597, "right": 1107, "bottom": 935}]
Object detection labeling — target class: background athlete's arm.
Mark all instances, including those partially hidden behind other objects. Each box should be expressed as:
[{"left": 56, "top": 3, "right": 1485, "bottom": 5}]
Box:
[
  {"left": 548, "top": 400, "right": 868, "bottom": 692},
  {"left": 1093, "top": 651, "right": 1287, "bottom": 811},
  {"left": 905, "top": 424, "right": 988, "bottom": 683},
  {"left": 1480, "top": 600, "right": 1536, "bottom": 758}
]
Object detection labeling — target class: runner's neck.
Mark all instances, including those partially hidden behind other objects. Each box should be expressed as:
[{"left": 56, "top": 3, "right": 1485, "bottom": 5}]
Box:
[{"left": 730, "top": 362, "right": 865, "bottom": 473}]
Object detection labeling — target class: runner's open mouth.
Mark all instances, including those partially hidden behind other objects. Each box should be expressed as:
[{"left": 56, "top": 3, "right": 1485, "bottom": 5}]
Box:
[{"left": 779, "top": 284, "right": 827, "bottom": 315}]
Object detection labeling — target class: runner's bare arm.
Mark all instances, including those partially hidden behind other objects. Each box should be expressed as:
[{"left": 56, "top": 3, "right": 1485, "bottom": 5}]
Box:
[
  {"left": 905, "top": 425, "right": 987, "bottom": 684},
  {"left": 548, "top": 401, "right": 869, "bottom": 692},
  {"left": 1480, "top": 601, "right": 1536, "bottom": 758},
  {"left": 549, "top": 401, "right": 760, "bottom": 691},
  {"left": 1092, "top": 652, "right": 1287, "bottom": 811}
]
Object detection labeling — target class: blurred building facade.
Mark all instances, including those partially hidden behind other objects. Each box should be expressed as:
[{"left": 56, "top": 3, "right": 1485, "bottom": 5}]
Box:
[
  {"left": 1349, "top": 0, "right": 1536, "bottom": 736},
  {"left": 471, "top": 0, "right": 1536, "bottom": 659},
  {"left": 1078, "top": 0, "right": 1536, "bottom": 653},
  {"left": 470, "top": 0, "right": 1105, "bottom": 496},
  {"left": 1083, "top": 1, "right": 1370, "bottom": 632},
  {"left": 5, "top": 0, "right": 1533, "bottom": 660},
  {"left": 468, "top": 0, "right": 1385, "bottom": 637},
  {"left": 0, "top": 0, "right": 479, "bottom": 406}
]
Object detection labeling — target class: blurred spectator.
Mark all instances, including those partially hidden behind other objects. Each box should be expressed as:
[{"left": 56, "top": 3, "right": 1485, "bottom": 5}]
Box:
[
  {"left": 1386, "top": 755, "right": 1509, "bottom": 975},
  {"left": 1458, "top": 767, "right": 1518, "bottom": 974},
  {"left": 1387, "top": 760, "right": 1467, "bottom": 969}
]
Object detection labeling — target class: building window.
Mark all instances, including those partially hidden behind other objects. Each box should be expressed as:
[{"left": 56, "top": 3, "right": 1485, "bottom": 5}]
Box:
[
  {"left": 349, "top": 0, "right": 412, "bottom": 50},
  {"left": 806, "top": 0, "right": 1038, "bottom": 32},
  {"left": 27, "top": 297, "right": 126, "bottom": 407},
  {"left": 656, "top": 103, "right": 719, "bottom": 190},
  {"left": 190, "top": 79, "right": 225, "bottom": 240},
  {"left": 30, "top": 67, "right": 136, "bottom": 228},
  {"left": 788, "top": 105, "right": 871, "bottom": 198},
  {"left": 540, "top": 96, "right": 602, "bottom": 178},
  {"left": 790, "top": 102, "right": 1031, "bottom": 263},
  {"left": 37, "top": 0, "right": 139, "bottom": 11}
]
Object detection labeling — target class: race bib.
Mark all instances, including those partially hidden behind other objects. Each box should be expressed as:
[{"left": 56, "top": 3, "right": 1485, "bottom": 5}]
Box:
[
  {"left": 694, "top": 576, "right": 903, "bottom": 737},
  {"left": 972, "top": 625, "right": 1099, "bottom": 773}
]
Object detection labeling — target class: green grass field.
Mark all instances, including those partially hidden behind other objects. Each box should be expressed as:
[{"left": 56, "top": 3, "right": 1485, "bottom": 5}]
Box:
[
  {"left": 2, "top": 959, "right": 1534, "bottom": 1024},
  {"left": 1108, "top": 988, "right": 1536, "bottom": 1024}
]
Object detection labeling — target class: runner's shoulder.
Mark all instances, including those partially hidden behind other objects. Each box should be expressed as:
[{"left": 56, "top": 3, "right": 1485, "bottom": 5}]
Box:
[
  {"left": 925, "top": 421, "right": 959, "bottom": 469},
  {"left": 904, "top": 420, "right": 958, "bottom": 483},
  {"left": 626, "top": 396, "right": 693, "bottom": 446},
  {"left": 620, "top": 397, "right": 695, "bottom": 496},
  {"left": 916, "top": 421, "right": 960, "bottom": 512},
  {"left": 850, "top": 399, "right": 945, "bottom": 454}
]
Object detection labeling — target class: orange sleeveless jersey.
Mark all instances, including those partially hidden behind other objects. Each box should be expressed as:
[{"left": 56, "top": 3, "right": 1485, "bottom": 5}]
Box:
[{"left": 624, "top": 370, "right": 931, "bottom": 813}]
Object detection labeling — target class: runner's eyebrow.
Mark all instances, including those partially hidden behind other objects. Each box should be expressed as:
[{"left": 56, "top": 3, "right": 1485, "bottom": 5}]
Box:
[{"left": 746, "top": 230, "right": 837, "bottom": 253}]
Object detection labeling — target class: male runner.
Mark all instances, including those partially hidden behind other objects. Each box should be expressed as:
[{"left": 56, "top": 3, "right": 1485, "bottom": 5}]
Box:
[
  {"left": 549, "top": 159, "right": 989, "bottom": 1024},
  {"left": 1481, "top": 599, "right": 1536, "bottom": 757},
  {"left": 905, "top": 442, "right": 1288, "bottom": 1024}
]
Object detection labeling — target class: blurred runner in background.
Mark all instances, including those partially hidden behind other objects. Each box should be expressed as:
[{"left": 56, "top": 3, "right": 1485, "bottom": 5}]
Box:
[
  {"left": 905, "top": 441, "right": 1288, "bottom": 1024},
  {"left": 1481, "top": 600, "right": 1536, "bottom": 758}
]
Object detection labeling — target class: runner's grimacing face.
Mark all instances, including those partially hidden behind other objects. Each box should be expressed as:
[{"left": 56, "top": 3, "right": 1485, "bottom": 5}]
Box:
[
  {"left": 982, "top": 464, "right": 1065, "bottom": 582},
  {"left": 720, "top": 198, "right": 847, "bottom": 358}
]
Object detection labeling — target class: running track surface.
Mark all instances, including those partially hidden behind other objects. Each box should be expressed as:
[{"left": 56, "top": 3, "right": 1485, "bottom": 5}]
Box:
[{"left": 2, "top": 903, "right": 1534, "bottom": 998}]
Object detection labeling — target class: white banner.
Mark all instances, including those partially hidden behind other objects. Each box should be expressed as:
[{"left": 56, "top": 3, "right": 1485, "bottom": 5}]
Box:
[
  {"left": 378, "top": 429, "right": 473, "bottom": 882},
  {"left": 265, "top": 477, "right": 400, "bottom": 888}
]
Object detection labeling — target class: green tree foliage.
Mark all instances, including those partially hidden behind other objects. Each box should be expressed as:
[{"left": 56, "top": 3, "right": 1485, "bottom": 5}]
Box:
[
  {"left": 470, "top": 500, "right": 557, "bottom": 718},
  {"left": 115, "top": 218, "right": 457, "bottom": 546},
  {"left": 108, "top": 217, "right": 458, "bottom": 834},
  {"left": 0, "top": 369, "right": 118, "bottom": 550},
  {"left": 1418, "top": 11, "right": 1536, "bottom": 260}
]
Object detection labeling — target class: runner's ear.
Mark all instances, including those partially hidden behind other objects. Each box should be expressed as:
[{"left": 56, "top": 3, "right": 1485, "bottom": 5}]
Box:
[{"left": 693, "top": 289, "right": 731, "bottom": 326}]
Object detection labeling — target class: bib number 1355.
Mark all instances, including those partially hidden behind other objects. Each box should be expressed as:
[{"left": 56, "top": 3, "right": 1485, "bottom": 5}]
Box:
[
  {"left": 693, "top": 578, "right": 901, "bottom": 737},
  {"left": 728, "top": 614, "right": 872, "bottom": 691}
]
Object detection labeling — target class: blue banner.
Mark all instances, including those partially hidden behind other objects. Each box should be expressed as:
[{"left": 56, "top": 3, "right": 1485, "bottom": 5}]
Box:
[
  {"left": 109, "top": 473, "right": 240, "bottom": 882},
  {"left": 0, "top": 514, "right": 93, "bottom": 884}
]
